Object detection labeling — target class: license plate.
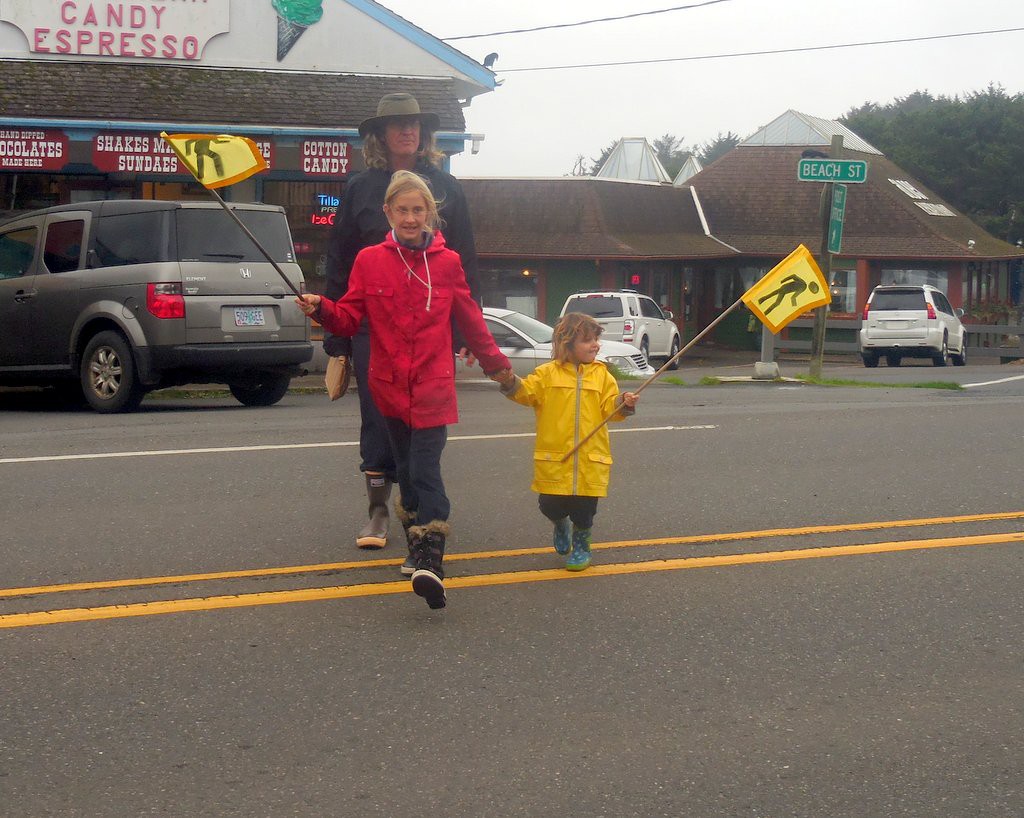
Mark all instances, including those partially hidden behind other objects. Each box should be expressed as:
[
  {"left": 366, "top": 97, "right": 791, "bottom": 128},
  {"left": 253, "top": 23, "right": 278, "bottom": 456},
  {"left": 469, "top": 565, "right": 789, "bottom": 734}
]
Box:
[
  {"left": 884, "top": 320, "right": 910, "bottom": 329},
  {"left": 234, "top": 307, "right": 265, "bottom": 327}
]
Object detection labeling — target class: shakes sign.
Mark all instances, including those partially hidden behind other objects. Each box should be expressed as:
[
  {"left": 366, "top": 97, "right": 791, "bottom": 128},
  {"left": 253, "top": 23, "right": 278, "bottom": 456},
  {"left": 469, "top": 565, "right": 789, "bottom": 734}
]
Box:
[{"left": 0, "top": 1, "right": 230, "bottom": 61}]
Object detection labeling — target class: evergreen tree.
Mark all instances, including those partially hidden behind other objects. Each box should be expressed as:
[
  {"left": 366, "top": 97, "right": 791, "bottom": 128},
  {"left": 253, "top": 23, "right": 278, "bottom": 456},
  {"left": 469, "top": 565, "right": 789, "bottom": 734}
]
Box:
[{"left": 842, "top": 86, "right": 1024, "bottom": 242}]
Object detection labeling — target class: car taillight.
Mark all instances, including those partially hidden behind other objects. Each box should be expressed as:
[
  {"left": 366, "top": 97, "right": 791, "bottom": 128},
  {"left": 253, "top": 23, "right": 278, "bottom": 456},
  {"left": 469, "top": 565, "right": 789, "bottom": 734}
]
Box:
[
  {"left": 862, "top": 303, "right": 870, "bottom": 320},
  {"left": 147, "top": 282, "right": 185, "bottom": 319},
  {"left": 623, "top": 318, "right": 634, "bottom": 341},
  {"left": 926, "top": 303, "right": 937, "bottom": 319}
]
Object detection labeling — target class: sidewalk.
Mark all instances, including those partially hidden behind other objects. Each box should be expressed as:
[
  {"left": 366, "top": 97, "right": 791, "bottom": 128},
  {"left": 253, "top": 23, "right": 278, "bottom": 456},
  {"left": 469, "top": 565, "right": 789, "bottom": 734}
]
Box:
[{"left": 285, "top": 346, "right": 863, "bottom": 392}]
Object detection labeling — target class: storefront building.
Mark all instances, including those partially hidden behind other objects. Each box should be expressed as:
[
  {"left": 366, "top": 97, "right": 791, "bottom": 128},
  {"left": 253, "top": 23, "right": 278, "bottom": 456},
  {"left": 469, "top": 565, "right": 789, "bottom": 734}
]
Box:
[
  {"left": 464, "top": 112, "right": 1024, "bottom": 352},
  {"left": 0, "top": 0, "right": 494, "bottom": 293}
]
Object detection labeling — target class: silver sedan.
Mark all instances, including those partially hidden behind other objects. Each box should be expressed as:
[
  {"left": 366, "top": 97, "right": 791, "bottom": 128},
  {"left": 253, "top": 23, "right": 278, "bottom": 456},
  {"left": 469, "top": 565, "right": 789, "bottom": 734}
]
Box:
[{"left": 457, "top": 307, "right": 656, "bottom": 379}]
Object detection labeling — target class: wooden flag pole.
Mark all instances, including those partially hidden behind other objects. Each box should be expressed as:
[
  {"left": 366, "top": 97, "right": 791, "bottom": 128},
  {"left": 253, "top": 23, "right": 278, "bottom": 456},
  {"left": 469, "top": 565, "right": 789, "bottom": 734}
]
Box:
[{"left": 560, "top": 295, "right": 746, "bottom": 462}]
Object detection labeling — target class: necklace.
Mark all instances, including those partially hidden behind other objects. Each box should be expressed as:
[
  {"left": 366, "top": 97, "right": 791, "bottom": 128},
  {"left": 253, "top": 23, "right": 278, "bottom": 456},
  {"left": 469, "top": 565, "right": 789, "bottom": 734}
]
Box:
[{"left": 394, "top": 241, "right": 432, "bottom": 311}]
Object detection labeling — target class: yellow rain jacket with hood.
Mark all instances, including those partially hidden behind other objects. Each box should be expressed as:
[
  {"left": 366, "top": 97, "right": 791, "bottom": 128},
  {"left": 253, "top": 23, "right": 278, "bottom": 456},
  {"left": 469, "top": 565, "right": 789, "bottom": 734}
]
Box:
[{"left": 503, "top": 359, "right": 633, "bottom": 497}]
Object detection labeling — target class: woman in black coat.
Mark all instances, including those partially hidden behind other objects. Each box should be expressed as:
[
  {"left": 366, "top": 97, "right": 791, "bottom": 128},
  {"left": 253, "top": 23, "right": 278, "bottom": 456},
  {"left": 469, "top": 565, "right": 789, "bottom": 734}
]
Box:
[{"left": 323, "top": 92, "right": 479, "bottom": 561}]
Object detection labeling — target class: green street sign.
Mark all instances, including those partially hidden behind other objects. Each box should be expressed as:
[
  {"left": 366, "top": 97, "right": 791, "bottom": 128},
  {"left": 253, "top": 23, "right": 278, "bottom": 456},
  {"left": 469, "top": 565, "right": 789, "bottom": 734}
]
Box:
[
  {"left": 797, "top": 158, "right": 868, "bottom": 183},
  {"left": 828, "top": 183, "right": 847, "bottom": 254}
]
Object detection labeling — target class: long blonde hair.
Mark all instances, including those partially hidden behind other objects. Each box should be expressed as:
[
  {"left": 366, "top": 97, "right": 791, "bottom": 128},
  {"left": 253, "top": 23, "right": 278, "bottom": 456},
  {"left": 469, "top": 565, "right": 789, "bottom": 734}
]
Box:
[
  {"left": 384, "top": 170, "right": 442, "bottom": 233},
  {"left": 362, "top": 128, "right": 445, "bottom": 171},
  {"left": 552, "top": 313, "right": 602, "bottom": 362}
]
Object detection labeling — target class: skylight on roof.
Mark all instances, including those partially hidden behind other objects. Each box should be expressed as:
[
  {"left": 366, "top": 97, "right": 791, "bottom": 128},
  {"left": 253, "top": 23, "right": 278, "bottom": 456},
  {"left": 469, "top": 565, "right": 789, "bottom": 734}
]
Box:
[
  {"left": 915, "top": 202, "right": 956, "bottom": 217},
  {"left": 889, "top": 179, "right": 927, "bottom": 200}
]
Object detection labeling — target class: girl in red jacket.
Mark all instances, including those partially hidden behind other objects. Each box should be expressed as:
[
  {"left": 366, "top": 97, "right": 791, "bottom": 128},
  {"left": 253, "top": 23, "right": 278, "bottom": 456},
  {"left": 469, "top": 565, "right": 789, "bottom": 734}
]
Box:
[{"left": 296, "top": 170, "right": 511, "bottom": 609}]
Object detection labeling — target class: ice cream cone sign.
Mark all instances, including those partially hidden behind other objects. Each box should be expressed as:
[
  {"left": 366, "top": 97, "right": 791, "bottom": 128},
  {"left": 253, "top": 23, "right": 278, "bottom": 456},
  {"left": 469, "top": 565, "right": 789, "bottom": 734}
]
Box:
[{"left": 272, "top": 0, "right": 324, "bottom": 61}]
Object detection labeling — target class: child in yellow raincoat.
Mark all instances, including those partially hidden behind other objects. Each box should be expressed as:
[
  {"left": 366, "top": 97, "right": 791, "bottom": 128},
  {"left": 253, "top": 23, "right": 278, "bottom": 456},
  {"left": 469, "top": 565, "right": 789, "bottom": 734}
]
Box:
[{"left": 491, "top": 313, "right": 639, "bottom": 570}]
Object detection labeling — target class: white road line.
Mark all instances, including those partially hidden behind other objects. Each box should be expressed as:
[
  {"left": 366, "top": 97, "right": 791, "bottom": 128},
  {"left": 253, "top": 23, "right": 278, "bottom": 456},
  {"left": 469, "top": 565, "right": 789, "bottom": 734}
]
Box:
[
  {"left": 0, "top": 425, "right": 717, "bottom": 465},
  {"left": 963, "top": 374, "right": 1024, "bottom": 388}
]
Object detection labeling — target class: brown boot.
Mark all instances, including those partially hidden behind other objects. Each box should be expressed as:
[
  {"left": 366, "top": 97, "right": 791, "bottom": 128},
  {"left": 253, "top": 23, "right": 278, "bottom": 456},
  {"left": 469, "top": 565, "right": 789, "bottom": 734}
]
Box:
[{"left": 356, "top": 473, "right": 391, "bottom": 549}]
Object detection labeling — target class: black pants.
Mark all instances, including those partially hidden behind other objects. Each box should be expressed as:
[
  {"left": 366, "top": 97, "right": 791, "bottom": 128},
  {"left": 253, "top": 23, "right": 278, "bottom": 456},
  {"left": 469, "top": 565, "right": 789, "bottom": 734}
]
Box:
[
  {"left": 538, "top": 494, "right": 599, "bottom": 530},
  {"left": 384, "top": 419, "right": 450, "bottom": 525},
  {"left": 352, "top": 327, "right": 396, "bottom": 480}
]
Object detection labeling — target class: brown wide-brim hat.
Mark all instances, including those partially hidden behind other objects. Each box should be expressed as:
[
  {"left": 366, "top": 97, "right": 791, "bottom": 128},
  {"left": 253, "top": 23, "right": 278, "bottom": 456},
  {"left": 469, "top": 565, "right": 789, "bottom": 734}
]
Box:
[{"left": 358, "top": 93, "right": 441, "bottom": 138}]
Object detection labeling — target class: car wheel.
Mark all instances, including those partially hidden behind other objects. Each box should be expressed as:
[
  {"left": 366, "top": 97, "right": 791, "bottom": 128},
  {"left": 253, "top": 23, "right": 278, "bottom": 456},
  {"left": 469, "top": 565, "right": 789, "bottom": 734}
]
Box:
[
  {"left": 80, "top": 331, "right": 145, "bottom": 413},
  {"left": 665, "top": 335, "right": 681, "bottom": 370},
  {"left": 932, "top": 335, "right": 949, "bottom": 367},
  {"left": 951, "top": 339, "right": 967, "bottom": 366},
  {"left": 862, "top": 352, "right": 879, "bottom": 368},
  {"left": 885, "top": 353, "right": 901, "bottom": 367},
  {"left": 229, "top": 374, "right": 291, "bottom": 407},
  {"left": 639, "top": 336, "right": 650, "bottom": 363}
]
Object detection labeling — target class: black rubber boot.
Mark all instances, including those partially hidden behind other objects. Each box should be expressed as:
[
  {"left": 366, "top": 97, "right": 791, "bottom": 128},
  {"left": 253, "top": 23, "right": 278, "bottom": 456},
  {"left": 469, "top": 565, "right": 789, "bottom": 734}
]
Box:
[
  {"left": 395, "top": 499, "right": 417, "bottom": 576},
  {"left": 356, "top": 473, "right": 391, "bottom": 549},
  {"left": 409, "top": 521, "right": 448, "bottom": 609}
]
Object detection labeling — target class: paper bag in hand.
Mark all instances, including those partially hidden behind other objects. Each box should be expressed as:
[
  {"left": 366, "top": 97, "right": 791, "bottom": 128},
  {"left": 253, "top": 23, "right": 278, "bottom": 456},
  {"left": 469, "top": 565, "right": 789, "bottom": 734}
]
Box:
[{"left": 325, "top": 355, "right": 351, "bottom": 401}]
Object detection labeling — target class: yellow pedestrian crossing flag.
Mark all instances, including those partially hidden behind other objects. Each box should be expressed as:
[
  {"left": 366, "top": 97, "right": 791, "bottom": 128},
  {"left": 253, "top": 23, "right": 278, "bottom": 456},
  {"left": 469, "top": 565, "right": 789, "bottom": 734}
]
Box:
[
  {"left": 741, "top": 244, "right": 831, "bottom": 333},
  {"left": 160, "top": 132, "right": 268, "bottom": 189}
]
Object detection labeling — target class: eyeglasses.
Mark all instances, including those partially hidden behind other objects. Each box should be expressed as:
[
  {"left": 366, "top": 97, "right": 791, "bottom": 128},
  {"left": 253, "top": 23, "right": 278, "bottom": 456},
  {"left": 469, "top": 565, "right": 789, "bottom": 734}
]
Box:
[{"left": 390, "top": 206, "right": 427, "bottom": 218}]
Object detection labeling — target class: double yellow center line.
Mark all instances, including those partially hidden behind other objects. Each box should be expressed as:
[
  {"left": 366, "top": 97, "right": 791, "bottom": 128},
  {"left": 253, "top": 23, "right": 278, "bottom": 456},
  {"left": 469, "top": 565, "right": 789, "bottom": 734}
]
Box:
[{"left": 2, "top": 511, "right": 1022, "bottom": 629}]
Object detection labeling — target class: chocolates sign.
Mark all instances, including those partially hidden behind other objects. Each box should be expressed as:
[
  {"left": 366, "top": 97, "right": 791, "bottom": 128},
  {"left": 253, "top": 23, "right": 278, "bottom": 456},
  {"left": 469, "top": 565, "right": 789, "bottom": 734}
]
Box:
[
  {"left": 0, "top": 129, "right": 69, "bottom": 170},
  {"left": 0, "top": 0, "right": 231, "bottom": 61},
  {"left": 92, "top": 132, "right": 274, "bottom": 174}
]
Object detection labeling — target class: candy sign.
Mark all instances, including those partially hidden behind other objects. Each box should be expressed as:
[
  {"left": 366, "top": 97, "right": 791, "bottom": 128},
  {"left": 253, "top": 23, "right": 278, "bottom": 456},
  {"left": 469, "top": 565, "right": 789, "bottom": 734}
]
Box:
[{"left": 301, "top": 140, "right": 349, "bottom": 176}]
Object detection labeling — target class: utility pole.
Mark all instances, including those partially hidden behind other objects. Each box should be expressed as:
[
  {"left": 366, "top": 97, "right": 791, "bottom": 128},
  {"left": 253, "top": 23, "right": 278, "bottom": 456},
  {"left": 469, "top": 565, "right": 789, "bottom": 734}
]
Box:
[{"left": 808, "top": 134, "right": 843, "bottom": 378}]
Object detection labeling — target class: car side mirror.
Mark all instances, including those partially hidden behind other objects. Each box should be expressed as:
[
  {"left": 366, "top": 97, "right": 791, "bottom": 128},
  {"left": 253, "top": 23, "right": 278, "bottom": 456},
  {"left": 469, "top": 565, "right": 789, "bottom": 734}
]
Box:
[
  {"left": 955, "top": 308, "right": 965, "bottom": 318},
  {"left": 662, "top": 309, "right": 674, "bottom": 320}
]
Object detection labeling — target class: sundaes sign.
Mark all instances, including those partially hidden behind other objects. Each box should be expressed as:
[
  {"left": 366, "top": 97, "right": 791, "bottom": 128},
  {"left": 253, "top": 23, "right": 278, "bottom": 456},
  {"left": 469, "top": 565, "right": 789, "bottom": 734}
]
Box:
[{"left": 0, "top": 1, "right": 230, "bottom": 61}]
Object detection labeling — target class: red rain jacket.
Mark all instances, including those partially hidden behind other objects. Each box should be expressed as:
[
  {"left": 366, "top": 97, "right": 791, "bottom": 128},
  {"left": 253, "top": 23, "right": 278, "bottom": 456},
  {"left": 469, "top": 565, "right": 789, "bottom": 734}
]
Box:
[{"left": 315, "top": 230, "right": 510, "bottom": 428}]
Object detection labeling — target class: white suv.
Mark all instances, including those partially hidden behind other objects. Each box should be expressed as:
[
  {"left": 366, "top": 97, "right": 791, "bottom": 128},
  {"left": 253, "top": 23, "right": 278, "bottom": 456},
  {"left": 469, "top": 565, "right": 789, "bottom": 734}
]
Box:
[
  {"left": 560, "top": 290, "right": 681, "bottom": 369},
  {"left": 859, "top": 284, "right": 967, "bottom": 367}
]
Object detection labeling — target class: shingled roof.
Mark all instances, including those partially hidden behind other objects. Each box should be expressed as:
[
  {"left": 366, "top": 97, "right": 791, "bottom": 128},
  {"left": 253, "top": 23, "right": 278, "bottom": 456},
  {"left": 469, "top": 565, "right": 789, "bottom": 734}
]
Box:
[
  {"left": 0, "top": 58, "right": 467, "bottom": 132},
  {"left": 687, "top": 144, "right": 1024, "bottom": 261},
  {"left": 461, "top": 178, "right": 737, "bottom": 260}
]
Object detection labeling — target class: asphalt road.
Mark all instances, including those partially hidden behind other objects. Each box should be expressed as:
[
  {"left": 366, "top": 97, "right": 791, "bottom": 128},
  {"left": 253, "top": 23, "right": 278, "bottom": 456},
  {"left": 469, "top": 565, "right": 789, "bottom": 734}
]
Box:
[{"left": 2, "top": 365, "right": 1023, "bottom": 816}]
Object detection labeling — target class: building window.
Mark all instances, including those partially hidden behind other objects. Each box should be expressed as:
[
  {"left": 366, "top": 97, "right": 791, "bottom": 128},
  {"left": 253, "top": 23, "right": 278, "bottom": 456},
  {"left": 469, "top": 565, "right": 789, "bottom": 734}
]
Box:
[
  {"left": 478, "top": 265, "right": 538, "bottom": 316},
  {"left": 263, "top": 180, "right": 345, "bottom": 294},
  {"left": 879, "top": 265, "right": 948, "bottom": 292}
]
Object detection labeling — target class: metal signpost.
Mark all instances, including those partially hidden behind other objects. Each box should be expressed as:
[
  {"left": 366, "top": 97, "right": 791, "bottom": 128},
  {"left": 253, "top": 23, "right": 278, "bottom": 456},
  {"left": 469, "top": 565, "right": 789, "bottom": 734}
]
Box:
[{"left": 795, "top": 140, "right": 869, "bottom": 377}]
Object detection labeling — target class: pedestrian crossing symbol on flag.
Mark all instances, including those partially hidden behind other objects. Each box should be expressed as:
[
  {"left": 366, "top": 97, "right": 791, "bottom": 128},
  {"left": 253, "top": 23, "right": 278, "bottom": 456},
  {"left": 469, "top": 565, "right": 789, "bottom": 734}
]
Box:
[
  {"left": 160, "top": 132, "right": 268, "bottom": 189},
  {"left": 741, "top": 244, "right": 831, "bottom": 333}
]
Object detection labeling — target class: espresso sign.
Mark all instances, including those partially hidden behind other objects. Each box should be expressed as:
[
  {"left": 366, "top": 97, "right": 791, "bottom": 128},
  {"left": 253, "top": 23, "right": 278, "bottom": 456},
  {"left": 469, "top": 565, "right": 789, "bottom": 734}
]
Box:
[
  {"left": 93, "top": 132, "right": 274, "bottom": 174},
  {"left": 0, "top": 129, "right": 69, "bottom": 170},
  {"left": 1, "top": 0, "right": 231, "bottom": 61}
]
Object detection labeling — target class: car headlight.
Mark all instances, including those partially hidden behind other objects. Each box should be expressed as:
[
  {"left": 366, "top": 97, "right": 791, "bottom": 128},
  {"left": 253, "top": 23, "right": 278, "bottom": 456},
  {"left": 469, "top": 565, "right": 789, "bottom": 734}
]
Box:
[{"left": 603, "top": 356, "right": 633, "bottom": 372}]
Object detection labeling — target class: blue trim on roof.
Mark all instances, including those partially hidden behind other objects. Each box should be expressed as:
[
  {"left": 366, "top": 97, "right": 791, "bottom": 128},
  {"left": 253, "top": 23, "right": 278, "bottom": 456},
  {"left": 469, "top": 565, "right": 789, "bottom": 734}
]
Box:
[{"left": 343, "top": 0, "right": 495, "bottom": 90}]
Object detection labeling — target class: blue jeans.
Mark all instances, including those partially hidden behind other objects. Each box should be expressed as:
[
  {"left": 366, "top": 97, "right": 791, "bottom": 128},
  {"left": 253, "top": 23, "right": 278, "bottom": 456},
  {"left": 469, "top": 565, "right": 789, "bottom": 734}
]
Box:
[
  {"left": 352, "top": 327, "right": 396, "bottom": 480},
  {"left": 383, "top": 419, "right": 450, "bottom": 525}
]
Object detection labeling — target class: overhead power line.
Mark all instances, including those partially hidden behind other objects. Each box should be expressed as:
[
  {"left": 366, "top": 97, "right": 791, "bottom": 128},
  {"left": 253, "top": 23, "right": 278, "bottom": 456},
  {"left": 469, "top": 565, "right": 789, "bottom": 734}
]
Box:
[
  {"left": 495, "top": 26, "right": 1024, "bottom": 73},
  {"left": 442, "top": 0, "right": 733, "bottom": 41}
]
